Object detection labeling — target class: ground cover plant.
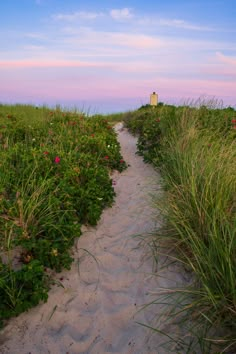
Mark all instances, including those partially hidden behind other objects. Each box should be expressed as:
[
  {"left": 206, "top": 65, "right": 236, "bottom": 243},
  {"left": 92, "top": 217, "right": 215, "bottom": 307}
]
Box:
[
  {"left": 0, "top": 104, "right": 127, "bottom": 326},
  {"left": 124, "top": 102, "right": 236, "bottom": 353}
]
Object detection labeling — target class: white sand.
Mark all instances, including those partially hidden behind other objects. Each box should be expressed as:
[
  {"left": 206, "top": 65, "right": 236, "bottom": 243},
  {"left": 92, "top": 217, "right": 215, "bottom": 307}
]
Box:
[{"left": 0, "top": 123, "right": 190, "bottom": 354}]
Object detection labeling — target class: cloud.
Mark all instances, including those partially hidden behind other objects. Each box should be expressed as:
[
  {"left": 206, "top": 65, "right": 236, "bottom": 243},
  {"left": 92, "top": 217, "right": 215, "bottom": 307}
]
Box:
[
  {"left": 110, "top": 8, "right": 133, "bottom": 21},
  {"left": 216, "top": 51, "right": 236, "bottom": 66},
  {"left": 52, "top": 8, "right": 210, "bottom": 31},
  {"left": 23, "top": 45, "right": 45, "bottom": 51},
  {"left": 105, "top": 32, "right": 161, "bottom": 49},
  {"left": 60, "top": 25, "right": 233, "bottom": 58},
  {"left": 158, "top": 18, "right": 213, "bottom": 31},
  {"left": 52, "top": 11, "right": 104, "bottom": 21},
  {"left": 24, "top": 32, "right": 47, "bottom": 40},
  {"left": 138, "top": 16, "right": 213, "bottom": 31},
  {"left": 59, "top": 26, "right": 163, "bottom": 51},
  {"left": 200, "top": 52, "right": 236, "bottom": 79},
  {"left": 0, "top": 60, "right": 109, "bottom": 68}
]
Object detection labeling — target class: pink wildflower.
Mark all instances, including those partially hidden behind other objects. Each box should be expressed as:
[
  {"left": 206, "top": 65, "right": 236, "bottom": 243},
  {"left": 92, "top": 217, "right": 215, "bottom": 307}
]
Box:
[{"left": 54, "top": 156, "right": 60, "bottom": 164}]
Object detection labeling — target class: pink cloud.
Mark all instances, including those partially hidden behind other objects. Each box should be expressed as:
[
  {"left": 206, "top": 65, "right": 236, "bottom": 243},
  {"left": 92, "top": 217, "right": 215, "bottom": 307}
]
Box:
[
  {"left": 201, "top": 65, "right": 236, "bottom": 78},
  {"left": 216, "top": 52, "right": 236, "bottom": 66},
  {"left": 0, "top": 60, "right": 108, "bottom": 68}
]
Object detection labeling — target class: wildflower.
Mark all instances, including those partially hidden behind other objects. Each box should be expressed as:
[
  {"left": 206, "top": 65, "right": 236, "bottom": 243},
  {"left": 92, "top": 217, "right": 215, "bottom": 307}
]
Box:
[
  {"left": 107, "top": 145, "right": 111, "bottom": 148},
  {"left": 104, "top": 156, "right": 109, "bottom": 159},
  {"left": 54, "top": 156, "right": 60, "bottom": 164},
  {"left": 51, "top": 249, "right": 58, "bottom": 256},
  {"left": 32, "top": 138, "right": 36, "bottom": 142},
  {"left": 91, "top": 134, "right": 95, "bottom": 137},
  {"left": 120, "top": 159, "right": 124, "bottom": 163},
  {"left": 156, "top": 119, "right": 160, "bottom": 122},
  {"left": 43, "top": 151, "right": 49, "bottom": 155},
  {"left": 231, "top": 119, "right": 236, "bottom": 124}
]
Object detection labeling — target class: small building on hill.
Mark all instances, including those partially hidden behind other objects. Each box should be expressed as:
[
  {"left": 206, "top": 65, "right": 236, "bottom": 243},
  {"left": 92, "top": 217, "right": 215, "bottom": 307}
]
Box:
[{"left": 150, "top": 92, "right": 158, "bottom": 106}]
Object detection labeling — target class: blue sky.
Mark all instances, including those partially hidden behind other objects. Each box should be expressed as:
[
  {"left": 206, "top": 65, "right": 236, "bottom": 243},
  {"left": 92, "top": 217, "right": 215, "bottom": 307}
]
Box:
[{"left": 0, "top": 0, "right": 235, "bottom": 113}]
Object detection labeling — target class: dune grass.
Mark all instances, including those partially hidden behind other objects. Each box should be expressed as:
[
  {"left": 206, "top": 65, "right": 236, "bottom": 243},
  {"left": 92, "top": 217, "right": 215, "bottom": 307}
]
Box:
[{"left": 125, "top": 102, "right": 236, "bottom": 353}]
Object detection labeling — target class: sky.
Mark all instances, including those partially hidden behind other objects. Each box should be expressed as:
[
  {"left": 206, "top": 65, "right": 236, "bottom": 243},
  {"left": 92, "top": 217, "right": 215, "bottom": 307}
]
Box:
[{"left": 0, "top": 0, "right": 236, "bottom": 113}]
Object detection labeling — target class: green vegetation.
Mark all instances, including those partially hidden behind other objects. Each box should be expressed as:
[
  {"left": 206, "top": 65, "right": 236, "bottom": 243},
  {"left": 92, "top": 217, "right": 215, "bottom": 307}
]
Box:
[
  {"left": 0, "top": 104, "right": 127, "bottom": 326},
  {"left": 124, "top": 103, "right": 236, "bottom": 353},
  {"left": 1, "top": 101, "right": 235, "bottom": 353}
]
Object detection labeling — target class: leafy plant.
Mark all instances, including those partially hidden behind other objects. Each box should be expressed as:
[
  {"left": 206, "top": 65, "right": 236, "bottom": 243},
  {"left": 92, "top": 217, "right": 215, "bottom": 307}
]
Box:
[{"left": 0, "top": 104, "right": 127, "bottom": 324}]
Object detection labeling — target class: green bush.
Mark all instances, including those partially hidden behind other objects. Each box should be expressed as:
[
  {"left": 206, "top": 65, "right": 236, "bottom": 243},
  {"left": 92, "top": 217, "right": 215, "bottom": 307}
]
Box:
[
  {"left": 0, "top": 104, "right": 127, "bottom": 324},
  {"left": 0, "top": 260, "right": 49, "bottom": 327}
]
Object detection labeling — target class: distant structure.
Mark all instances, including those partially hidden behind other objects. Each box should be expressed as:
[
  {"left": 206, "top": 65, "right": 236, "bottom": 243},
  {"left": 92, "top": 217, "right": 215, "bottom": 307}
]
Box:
[{"left": 150, "top": 91, "right": 158, "bottom": 106}]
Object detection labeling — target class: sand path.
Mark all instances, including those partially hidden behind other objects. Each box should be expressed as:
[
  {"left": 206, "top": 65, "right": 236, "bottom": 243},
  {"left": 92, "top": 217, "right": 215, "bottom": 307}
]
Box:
[{"left": 0, "top": 123, "right": 186, "bottom": 354}]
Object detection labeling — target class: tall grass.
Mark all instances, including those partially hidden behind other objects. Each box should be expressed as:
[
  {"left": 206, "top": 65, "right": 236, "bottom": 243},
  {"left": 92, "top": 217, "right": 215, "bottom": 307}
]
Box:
[
  {"left": 160, "top": 126, "right": 236, "bottom": 352},
  {"left": 125, "top": 102, "right": 236, "bottom": 353}
]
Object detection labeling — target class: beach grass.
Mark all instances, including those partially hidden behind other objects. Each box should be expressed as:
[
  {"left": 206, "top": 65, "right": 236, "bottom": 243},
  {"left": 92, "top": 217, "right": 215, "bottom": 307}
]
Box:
[{"left": 125, "top": 101, "right": 236, "bottom": 353}]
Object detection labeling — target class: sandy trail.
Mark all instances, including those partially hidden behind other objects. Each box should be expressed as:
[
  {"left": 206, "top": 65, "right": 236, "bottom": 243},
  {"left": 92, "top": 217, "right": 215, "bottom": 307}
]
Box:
[{"left": 0, "top": 123, "right": 187, "bottom": 354}]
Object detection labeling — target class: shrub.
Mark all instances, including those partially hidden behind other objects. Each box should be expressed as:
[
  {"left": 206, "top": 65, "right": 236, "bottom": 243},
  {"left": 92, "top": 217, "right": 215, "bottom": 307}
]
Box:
[{"left": 0, "top": 105, "right": 127, "bottom": 324}]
